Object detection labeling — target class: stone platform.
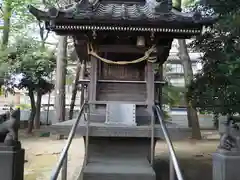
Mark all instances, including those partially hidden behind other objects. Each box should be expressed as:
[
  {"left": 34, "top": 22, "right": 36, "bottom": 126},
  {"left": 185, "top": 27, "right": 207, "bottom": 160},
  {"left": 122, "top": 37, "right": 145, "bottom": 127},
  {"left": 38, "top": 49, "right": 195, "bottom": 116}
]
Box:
[
  {"left": 213, "top": 151, "right": 240, "bottom": 180},
  {"left": 44, "top": 110, "right": 191, "bottom": 180},
  {"left": 47, "top": 118, "right": 190, "bottom": 140},
  {"left": 0, "top": 142, "right": 25, "bottom": 180}
]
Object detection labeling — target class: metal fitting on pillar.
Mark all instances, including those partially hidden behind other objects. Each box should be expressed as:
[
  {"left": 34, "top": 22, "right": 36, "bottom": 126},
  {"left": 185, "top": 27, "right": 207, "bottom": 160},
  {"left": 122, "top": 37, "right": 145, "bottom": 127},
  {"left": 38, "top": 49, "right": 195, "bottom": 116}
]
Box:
[{"left": 136, "top": 36, "right": 145, "bottom": 47}]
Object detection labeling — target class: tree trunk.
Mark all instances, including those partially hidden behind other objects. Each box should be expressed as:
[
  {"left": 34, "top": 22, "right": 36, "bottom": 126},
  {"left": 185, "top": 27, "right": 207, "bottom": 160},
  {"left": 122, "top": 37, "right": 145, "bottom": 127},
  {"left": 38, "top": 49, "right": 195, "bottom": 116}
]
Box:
[
  {"left": 46, "top": 73, "right": 53, "bottom": 125},
  {"left": 34, "top": 89, "right": 42, "bottom": 129},
  {"left": 55, "top": 36, "right": 67, "bottom": 122},
  {"left": 178, "top": 39, "right": 202, "bottom": 140},
  {"left": 27, "top": 88, "right": 36, "bottom": 134},
  {"left": 69, "top": 62, "right": 82, "bottom": 119},
  {"left": 1, "top": 0, "right": 12, "bottom": 48}
]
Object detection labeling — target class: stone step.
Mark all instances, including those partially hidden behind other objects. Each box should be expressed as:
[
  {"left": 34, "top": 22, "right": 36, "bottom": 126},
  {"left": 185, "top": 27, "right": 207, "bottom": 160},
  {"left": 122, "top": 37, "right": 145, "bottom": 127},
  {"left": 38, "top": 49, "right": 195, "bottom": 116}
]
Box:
[{"left": 82, "top": 161, "right": 155, "bottom": 180}]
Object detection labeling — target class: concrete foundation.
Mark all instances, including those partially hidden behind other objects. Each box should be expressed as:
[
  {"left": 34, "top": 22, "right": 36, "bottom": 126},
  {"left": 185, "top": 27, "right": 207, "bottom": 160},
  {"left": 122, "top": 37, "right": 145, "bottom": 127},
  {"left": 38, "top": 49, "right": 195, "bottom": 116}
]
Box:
[
  {"left": 50, "top": 119, "right": 190, "bottom": 140},
  {"left": 0, "top": 142, "right": 25, "bottom": 180},
  {"left": 213, "top": 151, "right": 240, "bottom": 180}
]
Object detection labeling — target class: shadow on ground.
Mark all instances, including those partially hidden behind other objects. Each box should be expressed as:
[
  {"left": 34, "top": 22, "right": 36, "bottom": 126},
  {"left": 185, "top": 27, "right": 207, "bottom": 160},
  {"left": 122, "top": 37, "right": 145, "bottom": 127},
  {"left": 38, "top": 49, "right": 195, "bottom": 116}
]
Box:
[{"left": 154, "top": 157, "right": 212, "bottom": 180}]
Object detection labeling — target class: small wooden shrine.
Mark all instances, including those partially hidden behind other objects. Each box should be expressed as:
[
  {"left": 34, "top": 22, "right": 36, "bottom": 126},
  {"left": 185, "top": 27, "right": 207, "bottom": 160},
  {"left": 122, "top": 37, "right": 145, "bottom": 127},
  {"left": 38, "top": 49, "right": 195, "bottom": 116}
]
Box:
[{"left": 29, "top": 0, "right": 214, "bottom": 179}]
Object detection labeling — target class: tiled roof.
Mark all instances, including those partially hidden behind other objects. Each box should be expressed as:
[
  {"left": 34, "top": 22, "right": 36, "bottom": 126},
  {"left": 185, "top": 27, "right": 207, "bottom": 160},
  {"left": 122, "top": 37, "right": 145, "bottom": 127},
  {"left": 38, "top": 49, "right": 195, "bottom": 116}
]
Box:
[
  {"left": 29, "top": 0, "right": 216, "bottom": 26},
  {"left": 66, "top": 0, "right": 174, "bottom": 21}
]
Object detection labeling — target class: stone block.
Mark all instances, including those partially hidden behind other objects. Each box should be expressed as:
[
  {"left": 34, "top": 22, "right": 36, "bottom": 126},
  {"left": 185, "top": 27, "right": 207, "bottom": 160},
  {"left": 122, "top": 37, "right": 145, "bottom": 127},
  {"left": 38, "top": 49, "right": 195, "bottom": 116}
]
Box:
[
  {"left": 83, "top": 162, "right": 155, "bottom": 180},
  {"left": 0, "top": 142, "right": 25, "bottom": 180},
  {"left": 213, "top": 151, "right": 240, "bottom": 180}
]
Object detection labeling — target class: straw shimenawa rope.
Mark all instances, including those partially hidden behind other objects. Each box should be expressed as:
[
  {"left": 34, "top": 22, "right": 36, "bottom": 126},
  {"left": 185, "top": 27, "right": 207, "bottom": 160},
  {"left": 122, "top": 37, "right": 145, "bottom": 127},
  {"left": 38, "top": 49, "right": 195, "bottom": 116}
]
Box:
[{"left": 87, "top": 43, "right": 157, "bottom": 65}]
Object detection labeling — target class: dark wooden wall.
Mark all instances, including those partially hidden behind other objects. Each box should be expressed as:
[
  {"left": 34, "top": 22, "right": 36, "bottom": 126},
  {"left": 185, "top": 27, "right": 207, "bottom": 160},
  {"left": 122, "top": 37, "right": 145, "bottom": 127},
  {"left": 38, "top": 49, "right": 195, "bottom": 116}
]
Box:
[
  {"left": 97, "top": 82, "right": 146, "bottom": 101},
  {"left": 96, "top": 53, "right": 147, "bottom": 102},
  {"left": 100, "top": 63, "right": 145, "bottom": 81}
]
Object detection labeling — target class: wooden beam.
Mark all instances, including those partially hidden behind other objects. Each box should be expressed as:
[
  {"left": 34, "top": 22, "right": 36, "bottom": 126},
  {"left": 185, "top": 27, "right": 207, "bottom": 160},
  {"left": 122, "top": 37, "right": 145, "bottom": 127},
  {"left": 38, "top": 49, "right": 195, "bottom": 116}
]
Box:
[
  {"left": 78, "top": 79, "right": 90, "bottom": 84},
  {"left": 98, "top": 45, "right": 147, "bottom": 53},
  {"left": 98, "top": 80, "right": 146, "bottom": 83},
  {"left": 88, "top": 101, "right": 148, "bottom": 106},
  {"left": 77, "top": 79, "right": 165, "bottom": 84}
]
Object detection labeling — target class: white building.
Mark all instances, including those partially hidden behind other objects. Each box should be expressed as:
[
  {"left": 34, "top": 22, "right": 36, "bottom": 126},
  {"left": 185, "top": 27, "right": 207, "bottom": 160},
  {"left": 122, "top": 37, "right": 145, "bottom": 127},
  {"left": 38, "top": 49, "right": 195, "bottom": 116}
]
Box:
[{"left": 164, "top": 39, "right": 203, "bottom": 87}]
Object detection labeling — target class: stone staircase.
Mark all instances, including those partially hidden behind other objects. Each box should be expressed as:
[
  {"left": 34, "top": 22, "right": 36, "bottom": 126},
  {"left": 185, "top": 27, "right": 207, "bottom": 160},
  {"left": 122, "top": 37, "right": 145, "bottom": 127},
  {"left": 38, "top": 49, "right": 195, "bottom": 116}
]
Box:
[
  {"left": 83, "top": 160, "right": 155, "bottom": 180},
  {"left": 80, "top": 137, "right": 155, "bottom": 180}
]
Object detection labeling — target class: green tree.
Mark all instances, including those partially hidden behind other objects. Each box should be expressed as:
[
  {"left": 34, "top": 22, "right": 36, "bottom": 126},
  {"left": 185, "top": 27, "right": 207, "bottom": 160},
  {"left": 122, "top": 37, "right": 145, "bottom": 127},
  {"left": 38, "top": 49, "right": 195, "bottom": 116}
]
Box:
[
  {"left": 0, "top": 0, "right": 57, "bottom": 132},
  {"left": 162, "top": 85, "right": 181, "bottom": 107},
  {"left": 172, "top": 0, "right": 202, "bottom": 139},
  {"left": 155, "top": 64, "right": 182, "bottom": 119},
  {"left": 0, "top": 0, "right": 37, "bottom": 48},
  {"left": 188, "top": 1, "right": 240, "bottom": 117},
  {"left": 0, "top": 0, "right": 40, "bottom": 91},
  {"left": 0, "top": 37, "right": 56, "bottom": 133}
]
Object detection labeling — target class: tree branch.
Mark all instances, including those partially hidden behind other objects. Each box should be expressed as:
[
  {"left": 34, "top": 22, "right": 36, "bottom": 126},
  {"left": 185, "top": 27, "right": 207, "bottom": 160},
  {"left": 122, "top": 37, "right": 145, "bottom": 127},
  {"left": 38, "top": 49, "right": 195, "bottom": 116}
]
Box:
[{"left": 43, "top": 30, "right": 50, "bottom": 42}]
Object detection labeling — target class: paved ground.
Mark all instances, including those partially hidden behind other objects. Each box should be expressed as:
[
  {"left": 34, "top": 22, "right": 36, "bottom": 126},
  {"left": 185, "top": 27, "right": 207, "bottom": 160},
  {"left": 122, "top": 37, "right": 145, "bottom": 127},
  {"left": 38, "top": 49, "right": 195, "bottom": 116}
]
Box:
[
  {"left": 21, "top": 130, "right": 219, "bottom": 180},
  {"left": 22, "top": 136, "right": 84, "bottom": 180}
]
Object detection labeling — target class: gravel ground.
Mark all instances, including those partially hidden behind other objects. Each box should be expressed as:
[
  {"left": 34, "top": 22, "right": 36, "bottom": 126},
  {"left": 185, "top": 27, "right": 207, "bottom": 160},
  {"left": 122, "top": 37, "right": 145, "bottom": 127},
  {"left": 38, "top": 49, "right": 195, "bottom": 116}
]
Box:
[{"left": 20, "top": 130, "right": 219, "bottom": 180}]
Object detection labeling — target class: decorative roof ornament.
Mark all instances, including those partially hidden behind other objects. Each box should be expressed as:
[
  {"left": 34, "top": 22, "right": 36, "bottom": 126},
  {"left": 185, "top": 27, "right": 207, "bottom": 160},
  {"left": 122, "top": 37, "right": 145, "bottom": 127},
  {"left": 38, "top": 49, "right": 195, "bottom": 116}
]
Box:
[
  {"left": 155, "top": 0, "right": 172, "bottom": 13},
  {"left": 48, "top": 7, "right": 59, "bottom": 18},
  {"left": 88, "top": 0, "right": 98, "bottom": 5}
]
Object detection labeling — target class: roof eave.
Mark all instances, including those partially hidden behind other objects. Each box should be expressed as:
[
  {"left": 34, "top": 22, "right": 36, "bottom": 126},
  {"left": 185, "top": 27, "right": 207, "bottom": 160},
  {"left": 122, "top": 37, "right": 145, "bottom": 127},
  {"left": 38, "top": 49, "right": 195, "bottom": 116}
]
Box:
[
  {"left": 199, "top": 15, "right": 219, "bottom": 26},
  {"left": 28, "top": 5, "right": 49, "bottom": 21}
]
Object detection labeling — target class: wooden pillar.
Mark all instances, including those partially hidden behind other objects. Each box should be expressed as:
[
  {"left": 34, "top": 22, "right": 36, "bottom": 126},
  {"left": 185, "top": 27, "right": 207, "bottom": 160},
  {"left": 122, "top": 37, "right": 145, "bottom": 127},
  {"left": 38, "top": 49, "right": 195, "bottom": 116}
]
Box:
[
  {"left": 55, "top": 36, "right": 67, "bottom": 122},
  {"left": 89, "top": 55, "right": 97, "bottom": 105},
  {"left": 157, "top": 63, "right": 163, "bottom": 106},
  {"left": 69, "top": 62, "right": 81, "bottom": 120},
  {"left": 80, "top": 60, "right": 86, "bottom": 106},
  {"left": 146, "top": 62, "right": 155, "bottom": 110},
  {"left": 146, "top": 61, "right": 155, "bottom": 165}
]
